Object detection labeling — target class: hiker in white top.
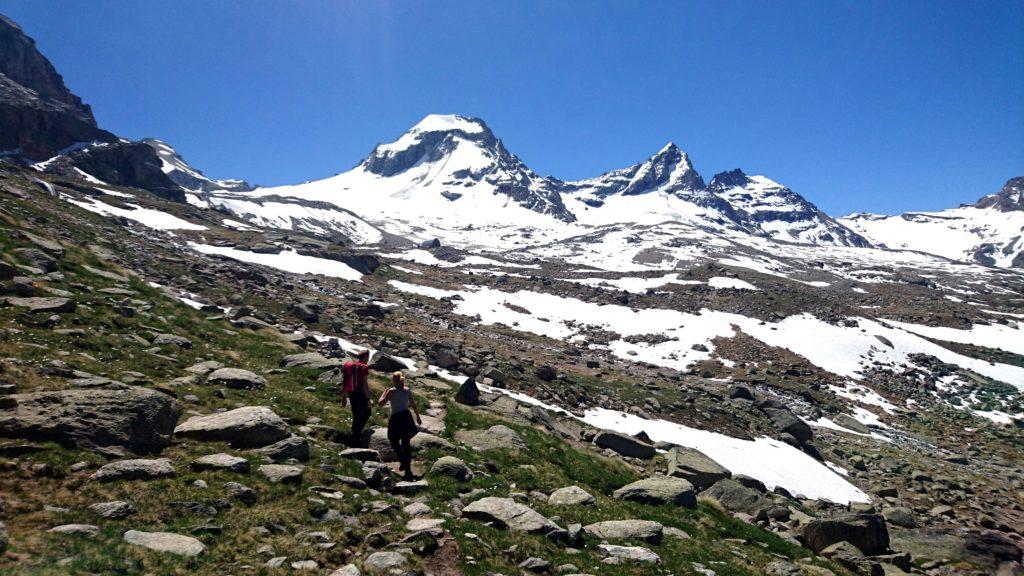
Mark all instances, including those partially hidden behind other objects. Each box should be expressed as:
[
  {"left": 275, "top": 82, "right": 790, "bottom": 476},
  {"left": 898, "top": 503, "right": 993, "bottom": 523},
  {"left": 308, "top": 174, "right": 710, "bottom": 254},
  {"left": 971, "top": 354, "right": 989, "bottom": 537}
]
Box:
[{"left": 378, "top": 371, "right": 422, "bottom": 481}]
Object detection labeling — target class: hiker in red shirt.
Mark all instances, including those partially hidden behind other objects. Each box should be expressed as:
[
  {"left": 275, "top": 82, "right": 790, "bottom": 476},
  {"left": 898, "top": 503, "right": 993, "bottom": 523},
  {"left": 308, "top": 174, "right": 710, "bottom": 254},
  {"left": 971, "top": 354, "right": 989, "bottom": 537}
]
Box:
[{"left": 341, "top": 349, "right": 372, "bottom": 446}]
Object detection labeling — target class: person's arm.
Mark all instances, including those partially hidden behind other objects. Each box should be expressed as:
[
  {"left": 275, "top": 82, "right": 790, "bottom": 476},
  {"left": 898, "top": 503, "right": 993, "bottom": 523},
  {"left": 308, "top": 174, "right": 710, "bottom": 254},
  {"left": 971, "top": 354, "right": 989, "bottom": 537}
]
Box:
[
  {"left": 410, "top": 393, "right": 422, "bottom": 425},
  {"left": 378, "top": 388, "right": 392, "bottom": 407}
]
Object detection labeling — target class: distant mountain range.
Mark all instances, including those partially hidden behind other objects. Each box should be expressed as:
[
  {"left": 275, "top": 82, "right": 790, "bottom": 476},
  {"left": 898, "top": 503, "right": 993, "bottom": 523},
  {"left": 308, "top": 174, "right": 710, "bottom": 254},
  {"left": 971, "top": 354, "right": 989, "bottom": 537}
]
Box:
[{"left": 1, "top": 13, "right": 1020, "bottom": 267}]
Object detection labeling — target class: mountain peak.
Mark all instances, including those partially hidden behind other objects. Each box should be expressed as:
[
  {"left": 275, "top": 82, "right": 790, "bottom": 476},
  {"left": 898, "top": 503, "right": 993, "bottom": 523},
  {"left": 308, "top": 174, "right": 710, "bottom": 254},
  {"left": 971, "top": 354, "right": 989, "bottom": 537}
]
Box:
[
  {"left": 708, "top": 169, "right": 751, "bottom": 191},
  {"left": 409, "top": 114, "right": 488, "bottom": 135},
  {"left": 974, "top": 176, "right": 1024, "bottom": 212}
]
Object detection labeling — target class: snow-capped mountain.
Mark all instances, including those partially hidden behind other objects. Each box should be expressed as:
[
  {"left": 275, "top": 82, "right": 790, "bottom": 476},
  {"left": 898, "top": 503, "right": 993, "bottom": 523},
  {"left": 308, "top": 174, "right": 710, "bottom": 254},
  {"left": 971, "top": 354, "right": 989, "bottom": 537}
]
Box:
[
  {"left": 707, "top": 169, "right": 870, "bottom": 247},
  {"left": 142, "top": 138, "right": 251, "bottom": 193},
  {"left": 840, "top": 177, "right": 1024, "bottom": 268},
  {"left": 209, "top": 114, "right": 870, "bottom": 250}
]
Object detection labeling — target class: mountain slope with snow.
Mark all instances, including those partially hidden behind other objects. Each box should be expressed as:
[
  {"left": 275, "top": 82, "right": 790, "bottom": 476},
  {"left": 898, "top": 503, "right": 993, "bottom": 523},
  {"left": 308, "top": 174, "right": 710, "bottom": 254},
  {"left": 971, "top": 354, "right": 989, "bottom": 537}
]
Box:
[
  {"left": 840, "top": 177, "right": 1024, "bottom": 268},
  {"left": 209, "top": 114, "right": 872, "bottom": 251}
]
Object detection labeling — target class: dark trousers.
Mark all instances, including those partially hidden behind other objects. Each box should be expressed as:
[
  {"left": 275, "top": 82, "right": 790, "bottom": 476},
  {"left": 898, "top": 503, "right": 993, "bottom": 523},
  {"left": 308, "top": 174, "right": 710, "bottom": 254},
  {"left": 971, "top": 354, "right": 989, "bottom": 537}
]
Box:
[
  {"left": 349, "top": 389, "right": 371, "bottom": 445},
  {"left": 388, "top": 411, "right": 416, "bottom": 471}
]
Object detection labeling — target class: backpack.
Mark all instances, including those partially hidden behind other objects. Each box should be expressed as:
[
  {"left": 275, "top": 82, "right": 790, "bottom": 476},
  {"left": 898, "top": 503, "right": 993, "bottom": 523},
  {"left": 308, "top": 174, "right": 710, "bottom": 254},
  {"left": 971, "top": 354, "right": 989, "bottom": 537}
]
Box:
[{"left": 342, "top": 361, "right": 366, "bottom": 394}]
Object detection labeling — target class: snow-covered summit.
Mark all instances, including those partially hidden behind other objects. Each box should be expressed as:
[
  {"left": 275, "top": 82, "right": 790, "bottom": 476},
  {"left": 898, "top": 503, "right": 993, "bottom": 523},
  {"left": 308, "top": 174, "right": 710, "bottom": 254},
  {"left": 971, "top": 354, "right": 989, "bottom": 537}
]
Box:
[
  {"left": 206, "top": 114, "right": 877, "bottom": 249},
  {"left": 840, "top": 177, "right": 1024, "bottom": 268},
  {"left": 142, "top": 138, "right": 251, "bottom": 193},
  {"left": 709, "top": 169, "right": 871, "bottom": 247}
]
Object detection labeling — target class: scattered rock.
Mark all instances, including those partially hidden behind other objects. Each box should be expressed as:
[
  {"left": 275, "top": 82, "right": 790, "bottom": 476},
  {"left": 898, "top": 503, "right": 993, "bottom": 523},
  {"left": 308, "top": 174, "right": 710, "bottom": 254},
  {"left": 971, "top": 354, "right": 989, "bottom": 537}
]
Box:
[
  {"left": 665, "top": 447, "right": 730, "bottom": 490},
  {"left": 593, "top": 431, "right": 655, "bottom": 459},
  {"left": 205, "top": 367, "right": 266, "bottom": 390},
  {"left": 363, "top": 551, "right": 407, "bottom": 574},
  {"left": 462, "top": 497, "right": 563, "bottom": 536},
  {"left": 548, "top": 485, "right": 596, "bottom": 506},
  {"left": 801, "top": 513, "right": 889, "bottom": 555},
  {"left": 89, "top": 500, "right": 135, "bottom": 519},
  {"left": 174, "top": 406, "right": 290, "bottom": 448},
  {"left": 48, "top": 524, "right": 99, "bottom": 536},
  {"left": 584, "top": 520, "right": 663, "bottom": 543},
  {"left": 123, "top": 530, "right": 205, "bottom": 557},
  {"left": 0, "top": 387, "right": 180, "bottom": 454},
  {"left": 613, "top": 477, "right": 696, "bottom": 508},
  {"left": 190, "top": 453, "right": 250, "bottom": 473},
  {"left": 91, "top": 458, "right": 175, "bottom": 482},
  {"left": 257, "top": 435, "right": 309, "bottom": 461},
  {"left": 455, "top": 424, "right": 526, "bottom": 452},
  {"left": 258, "top": 464, "right": 304, "bottom": 484},
  {"left": 597, "top": 544, "right": 660, "bottom": 564},
  {"left": 429, "top": 456, "right": 472, "bottom": 482}
]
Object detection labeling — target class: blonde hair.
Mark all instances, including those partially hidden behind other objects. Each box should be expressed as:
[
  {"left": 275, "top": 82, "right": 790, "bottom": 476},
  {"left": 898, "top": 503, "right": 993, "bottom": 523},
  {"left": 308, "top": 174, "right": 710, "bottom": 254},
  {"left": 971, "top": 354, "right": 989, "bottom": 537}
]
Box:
[{"left": 391, "top": 371, "right": 406, "bottom": 387}]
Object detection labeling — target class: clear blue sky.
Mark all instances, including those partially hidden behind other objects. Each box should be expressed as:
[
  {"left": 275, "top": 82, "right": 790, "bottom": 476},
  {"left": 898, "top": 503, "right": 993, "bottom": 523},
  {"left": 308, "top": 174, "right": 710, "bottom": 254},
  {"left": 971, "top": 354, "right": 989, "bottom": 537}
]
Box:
[{"left": 3, "top": 0, "right": 1022, "bottom": 214}]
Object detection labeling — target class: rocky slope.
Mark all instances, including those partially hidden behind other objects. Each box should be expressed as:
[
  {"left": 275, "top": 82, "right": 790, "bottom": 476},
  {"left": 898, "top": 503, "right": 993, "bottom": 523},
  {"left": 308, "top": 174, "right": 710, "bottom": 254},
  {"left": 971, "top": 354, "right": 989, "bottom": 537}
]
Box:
[{"left": 1, "top": 11, "right": 1024, "bottom": 576}]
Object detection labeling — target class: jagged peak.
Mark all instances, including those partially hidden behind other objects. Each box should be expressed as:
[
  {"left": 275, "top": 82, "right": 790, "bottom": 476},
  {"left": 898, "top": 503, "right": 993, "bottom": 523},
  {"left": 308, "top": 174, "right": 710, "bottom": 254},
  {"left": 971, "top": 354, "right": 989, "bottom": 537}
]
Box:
[
  {"left": 408, "top": 114, "right": 488, "bottom": 135},
  {"left": 974, "top": 176, "right": 1024, "bottom": 212},
  {"left": 709, "top": 168, "right": 750, "bottom": 190}
]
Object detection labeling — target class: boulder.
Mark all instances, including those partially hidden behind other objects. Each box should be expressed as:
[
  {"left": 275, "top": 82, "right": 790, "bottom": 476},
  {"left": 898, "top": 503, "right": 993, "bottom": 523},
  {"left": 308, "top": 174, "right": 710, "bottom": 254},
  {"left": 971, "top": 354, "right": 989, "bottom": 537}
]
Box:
[
  {"left": 49, "top": 524, "right": 99, "bottom": 536},
  {"left": 91, "top": 458, "right": 175, "bottom": 482},
  {"left": 174, "top": 406, "right": 290, "bottom": 448},
  {"left": 257, "top": 435, "right": 309, "bottom": 461},
  {"left": 583, "top": 520, "right": 663, "bottom": 543},
  {"left": 152, "top": 333, "right": 192, "bottom": 349},
  {"left": 833, "top": 413, "right": 871, "bottom": 434},
  {"left": 0, "top": 387, "right": 180, "bottom": 454},
  {"left": 802, "top": 513, "right": 889, "bottom": 555},
  {"left": 429, "top": 456, "right": 473, "bottom": 482},
  {"left": 190, "top": 453, "right": 250, "bottom": 473},
  {"left": 258, "top": 464, "right": 304, "bottom": 484},
  {"left": 4, "top": 296, "right": 75, "bottom": 313},
  {"left": 548, "top": 485, "right": 596, "bottom": 506},
  {"left": 123, "top": 530, "right": 205, "bottom": 557},
  {"left": 702, "top": 478, "right": 773, "bottom": 516},
  {"left": 280, "top": 352, "right": 343, "bottom": 370},
  {"left": 454, "top": 377, "right": 480, "bottom": 406},
  {"left": 429, "top": 342, "right": 459, "bottom": 370},
  {"left": 613, "top": 477, "right": 696, "bottom": 508},
  {"left": 363, "top": 551, "right": 407, "bottom": 574},
  {"left": 206, "top": 368, "right": 266, "bottom": 390},
  {"left": 455, "top": 424, "right": 526, "bottom": 452},
  {"left": 763, "top": 407, "right": 813, "bottom": 444},
  {"left": 597, "top": 544, "right": 660, "bottom": 564},
  {"left": 462, "top": 497, "right": 563, "bottom": 536},
  {"left": 367, "top": 352, "right": 406, "bottom": 373},
  {"left": 665, "top": 447, "right": 730, "bottom": 490},
  {"left": 13, "top": 248, "right": 57, "bottom": 272},
  {"left": 89, "top": 500, "right": 135, "bottom": 519},
  {"left": 365, "top": 427, "right": 455, "bottom": 461},
  {"left": 593, "top": 431, "right": 655, "bottom": 459}
]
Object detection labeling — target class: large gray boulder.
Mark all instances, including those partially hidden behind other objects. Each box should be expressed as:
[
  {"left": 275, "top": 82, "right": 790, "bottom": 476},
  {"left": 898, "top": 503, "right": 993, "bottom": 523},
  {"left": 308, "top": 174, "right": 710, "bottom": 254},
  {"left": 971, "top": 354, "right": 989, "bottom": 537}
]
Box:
[
  {"left": 763, "top": 406, "right": 813, "bottom": 444},
  {"left": 206, "top": 368, "right": 266, "bottom": 390},
  {"left": 584, "top": 520, "right": 663, "bottom": 543},
  {"left": 594, "top": 431, "right": 655, "bottom": 459},
  {"left": 91, "top": 458, "right": 175, "bottom": 482},
  {"left": 801, "top": 513, "right": 889, "bottom": 555},
  {"left": 190, "top": 453, "right": 250, "bottom": 473},
  {"left": 280, "top": 352, "right": 342, "bottom": 370},
  {"left": 455, "top": 424, "right": 526, "bottom": 452},
  {"left": 597, "top": 544, "right": 661, "bottom": 564},
  {"left": 462, "top": 497, "right": 563, "bottom": 536},
  {"left": 123, "top": 530, "right": 204, "bottom": 557},
  {"left": 702, "top": 478, "right": 773, "bottom": 516},
  {"left": 0, "top": 387, "right": 180, "bottom": 454},
  {"left": 613, "top": 477, "right": 696, "bottom": 508},
  {"left": 4, "top": 296, "right": 75, "bottom": 313},
  {"left": 367, "top": 352, "right": 406, "bottom": 373},
  {"left": 174, "top": 406, "right": 290, "bottom": 448},
  {"left": 548, "top": 485, "right": 596, "bottom": 506},
  {"left": 665, "top": 447, "right": 730, "bottom": 490},
  {"left": 429, "top": 456, "right": 473, "bottom": 482}
]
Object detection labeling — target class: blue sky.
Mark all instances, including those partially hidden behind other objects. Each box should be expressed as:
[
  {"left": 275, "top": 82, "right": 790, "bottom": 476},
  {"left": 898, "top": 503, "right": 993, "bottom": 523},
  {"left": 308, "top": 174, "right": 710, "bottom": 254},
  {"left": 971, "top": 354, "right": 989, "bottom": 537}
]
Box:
[{"left": 3, "top": 0, "right": 1022, "bottom": 214}]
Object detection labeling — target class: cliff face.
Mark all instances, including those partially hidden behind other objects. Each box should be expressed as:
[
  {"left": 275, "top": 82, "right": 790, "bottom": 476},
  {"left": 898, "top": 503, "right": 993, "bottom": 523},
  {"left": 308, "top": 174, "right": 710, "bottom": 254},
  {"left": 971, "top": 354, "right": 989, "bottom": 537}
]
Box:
[{"left": 0, "top": 14, "right": 113, "bottom": 160}]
